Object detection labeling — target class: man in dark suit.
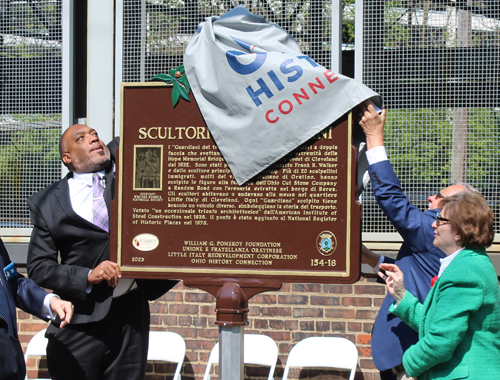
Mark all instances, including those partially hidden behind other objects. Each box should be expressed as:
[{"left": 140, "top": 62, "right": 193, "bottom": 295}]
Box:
[
  {"left": 0, "top": 238, "right": 73, "bottom": 380},
  {"left": 27, "top": 124, "right": 177, "bottom": 380},
  {"left": 358, "top": 104, "right": 475, "bottom": 380}
]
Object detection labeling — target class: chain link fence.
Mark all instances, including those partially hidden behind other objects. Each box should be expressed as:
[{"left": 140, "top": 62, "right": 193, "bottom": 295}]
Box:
[
  {"left": 1, "top": 0, "right": 498, "bottom": 239},
  {"left": 359, "top": 0, "right": 499, "bottom": 236},
  {"left": 0, "top": 0, "right": 62, "bottom": 230}
]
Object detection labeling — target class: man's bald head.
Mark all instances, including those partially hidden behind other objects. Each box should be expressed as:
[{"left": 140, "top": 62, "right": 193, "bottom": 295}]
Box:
[
  {"left": 59, "top": 124, "right": 111, "bottom": 173},
  {"left": 428, "top": 183, "right": 478, "bottom": 210}
]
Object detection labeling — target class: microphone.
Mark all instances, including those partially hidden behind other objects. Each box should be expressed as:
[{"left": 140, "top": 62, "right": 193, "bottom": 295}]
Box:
[{"left": 102, "top": 176, "right": 107, "bottom": 189}]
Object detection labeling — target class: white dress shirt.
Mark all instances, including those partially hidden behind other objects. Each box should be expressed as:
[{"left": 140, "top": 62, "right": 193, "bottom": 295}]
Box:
[
  {"left": 68, "top": 171, "right": 105, "bottom": 223},
  {"left": 42, "top": 293, "right": 59, "bottom": 320},
  {"left": 68, "top": 170, "right": 135, "bottom": 297},
  {"left": 365, "top": 146, "right": 389, "bottom": 165},
  {"left": 438, "top": 248, "right": 464, "bottom": 277}
]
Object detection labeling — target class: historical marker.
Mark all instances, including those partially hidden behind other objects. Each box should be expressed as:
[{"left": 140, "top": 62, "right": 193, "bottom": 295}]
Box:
[{"left": 110, "top": 82, "right": 361, "bottom": 284}]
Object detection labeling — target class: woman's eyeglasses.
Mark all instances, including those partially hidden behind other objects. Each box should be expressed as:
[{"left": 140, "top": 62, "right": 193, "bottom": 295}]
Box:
[{"left": 435, "top": 212, "right": 451, "bottom": 227}]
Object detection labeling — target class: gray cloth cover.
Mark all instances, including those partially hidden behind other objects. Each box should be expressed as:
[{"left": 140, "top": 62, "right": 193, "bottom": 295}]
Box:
[{"left": 184, "top": 6, "right": 381, "bottom": 186}]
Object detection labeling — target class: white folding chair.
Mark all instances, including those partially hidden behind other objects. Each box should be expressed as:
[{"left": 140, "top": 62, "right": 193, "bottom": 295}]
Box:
[
  {"left": 203, "top": 334, "right": 278, "bottom": 380},
  {"left": 147, "top": 331, "right": 186, "bottom": 380},
  {"left": 24, "top": 328, "right": 49, "bottom": 380},
  {"left": 282, "top": 337, "right": 358, "bottom": 380}
]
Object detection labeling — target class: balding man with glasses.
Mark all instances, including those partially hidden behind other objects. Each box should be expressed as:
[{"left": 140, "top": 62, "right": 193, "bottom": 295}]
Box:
[{"left": 358, "top": 103, "right": 477, "bottom": 380}]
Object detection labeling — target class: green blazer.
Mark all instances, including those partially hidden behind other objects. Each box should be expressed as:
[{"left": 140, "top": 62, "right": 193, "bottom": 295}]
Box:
[{"left": 390, "top": 247, "right": 500, "bottom": 380}]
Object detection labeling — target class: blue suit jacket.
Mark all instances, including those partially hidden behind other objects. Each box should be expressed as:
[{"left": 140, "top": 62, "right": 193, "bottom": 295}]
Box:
[
  {"left": 368, "top": 160, "right": 446, "bottom": 371},
  {"left": 0, "top": 238, "right": 48, "bottom": 380},
  {"left": 0, "top": 238, "right": 47, "bottom": 338}
]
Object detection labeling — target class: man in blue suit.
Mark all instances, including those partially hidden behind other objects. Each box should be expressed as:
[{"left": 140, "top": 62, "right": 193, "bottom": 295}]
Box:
[
  {"left": 358, "top": 103, "right": 476, "bottom": 380},
  {"left": 0, "top": 238, "right": 73, "bottom": 380}
]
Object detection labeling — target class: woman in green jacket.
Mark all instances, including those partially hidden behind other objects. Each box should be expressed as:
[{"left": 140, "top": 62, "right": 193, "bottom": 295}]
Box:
[{"left": 379, "top": 191, "right": 500, "bottom": 380}]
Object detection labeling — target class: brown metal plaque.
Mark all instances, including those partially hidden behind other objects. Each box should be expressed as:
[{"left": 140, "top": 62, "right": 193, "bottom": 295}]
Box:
[{"left": 110, "top": 83, "right": 361, "bottom": 284}]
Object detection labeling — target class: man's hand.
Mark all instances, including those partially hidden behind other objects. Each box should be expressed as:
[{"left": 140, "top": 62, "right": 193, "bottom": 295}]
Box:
[
  {"left": 358, "top": 101, "right": 386, "bottom": 150},
  {"left": 49, "top": 297, "right": 74, "bottom": 328},
  {"left": 87, "top": 260, "right": 121, "bottom": 288},
  {"left": 379, "top": 263, "right": 406, "bottom": 303}
]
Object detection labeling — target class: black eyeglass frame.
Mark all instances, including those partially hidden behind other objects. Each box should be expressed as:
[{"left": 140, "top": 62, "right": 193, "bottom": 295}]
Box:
[{"left": 435, "top": 212, "right": 451, "bottom": 227}]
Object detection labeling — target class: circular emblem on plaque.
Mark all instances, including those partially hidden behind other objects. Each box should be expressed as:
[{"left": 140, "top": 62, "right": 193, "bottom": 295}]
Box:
[
  {"left": 316, "top": 231, "right": 337, "bottom": 256},
  {"left": 132, "top": 233, "right": 159, "bottom": 251}
]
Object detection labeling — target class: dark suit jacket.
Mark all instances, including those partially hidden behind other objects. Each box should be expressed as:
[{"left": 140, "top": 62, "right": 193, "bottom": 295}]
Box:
[
  {"left": 368, "top": 160, "right": 446, "bottom": 372},
  {"left": 0, "top": 238, "right": 47, "bottom": 336},
  {"left": 0, "top": 238, "right": 47, "bottom": 380},
  {"left": 27, "top": 138, "right": 176, "bottom": 324}
]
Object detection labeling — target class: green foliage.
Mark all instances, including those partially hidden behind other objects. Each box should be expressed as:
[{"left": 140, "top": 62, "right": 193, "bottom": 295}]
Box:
[
  {"left": 0, "top": 127, "right": 61, "bottom": 225},
  {"left": 384, "top": 108, "right": 500, "bottom": 190},
  {"left": 384, "top": 3, "right": 412, "bottom": 49},
  {"left": 465, "top": 109, "right": 500, "bottom": 184},
  {"left": 0, "top": 128, "right": 60, "bottom": 180},
  {"left": 151, "top": 65, "right": 191, "bottom": 107},
  {"left": 342, "top": 0, "right": 355, "bottom": 45},
  {"left": 2, "top": 2, "right": 61, "bottom": 59}
]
